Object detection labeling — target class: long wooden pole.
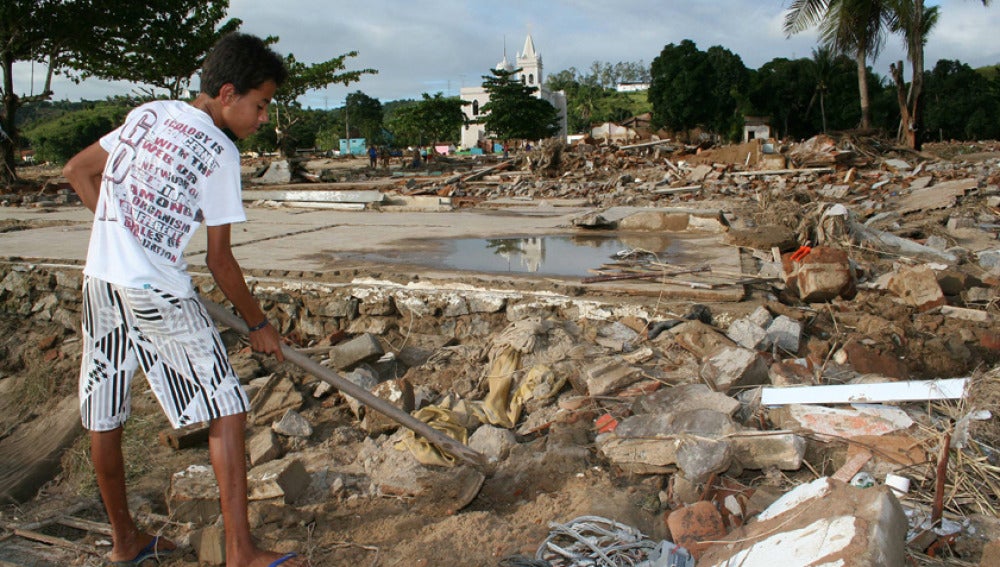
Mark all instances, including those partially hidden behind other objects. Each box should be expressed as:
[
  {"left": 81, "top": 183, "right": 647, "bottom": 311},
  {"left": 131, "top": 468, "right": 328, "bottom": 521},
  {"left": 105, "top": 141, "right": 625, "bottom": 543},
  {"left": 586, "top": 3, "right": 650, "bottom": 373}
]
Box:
[{"left": 199, "top": 296, "right": 486, "bottom": 469}]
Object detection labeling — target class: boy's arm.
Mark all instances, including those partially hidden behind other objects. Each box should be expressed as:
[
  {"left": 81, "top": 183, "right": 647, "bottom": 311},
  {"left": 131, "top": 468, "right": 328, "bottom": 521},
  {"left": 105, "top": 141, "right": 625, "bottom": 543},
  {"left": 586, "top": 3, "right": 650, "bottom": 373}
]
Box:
[
  {"left": 205, "top": 224, "right": 284, "bottom": 362},
  {"left": 63, "top": 142, "right": 108, "bottom": 213}
]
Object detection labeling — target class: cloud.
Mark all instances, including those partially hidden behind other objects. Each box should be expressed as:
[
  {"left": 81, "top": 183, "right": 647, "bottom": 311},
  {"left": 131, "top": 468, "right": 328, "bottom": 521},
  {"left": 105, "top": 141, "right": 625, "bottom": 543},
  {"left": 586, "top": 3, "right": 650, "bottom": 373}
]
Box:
[{"left": 9, "top": 0, "right": 999, "bottom": 106}]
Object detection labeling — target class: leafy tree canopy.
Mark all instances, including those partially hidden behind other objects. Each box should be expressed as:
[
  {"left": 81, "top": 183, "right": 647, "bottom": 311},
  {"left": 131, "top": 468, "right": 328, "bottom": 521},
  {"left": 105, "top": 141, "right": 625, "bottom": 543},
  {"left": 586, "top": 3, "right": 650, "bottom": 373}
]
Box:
[
  {"left": 1, "top": 0, "right": 237, "bottom": 183},
  {"left": 649, "top": 40, "right": 749, "bottom": 140},
  {"left": 269, "top": 52, "right": 376, "bottom": 155},
  {"left": 480, "top": 67, "right": 560, "bottom": 143},
  {"left": 386, "top": 93, "right": 467, "bottom": 147}
]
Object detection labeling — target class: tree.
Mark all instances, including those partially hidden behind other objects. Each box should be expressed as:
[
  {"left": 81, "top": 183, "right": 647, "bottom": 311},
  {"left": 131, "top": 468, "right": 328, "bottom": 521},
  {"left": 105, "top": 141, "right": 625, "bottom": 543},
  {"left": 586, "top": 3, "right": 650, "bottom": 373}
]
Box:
[
  {"left": 921, "top": 59, "right": 1000, "bottom": 141},
  {"left": 889, "top": 0, "right": 990, "bottom": 149},
  {"left": 270, "top": 52, "right": 376, "bottom": 156},
  {"left": 1, "top": 0, "right": 238, "bottom": 184},
  {"left": 808, "top": 46, "right": 836, "bottom": 132},
  {"left": 784, "top": 0, "right": 893, "bottom": 130},
  {"left": 64, "top": 3, "right": 240, "bottom": 99},
  {"left": 649, "top": 40, "right": 749, "bottom": 141},
  {"left": 479, "top": 67, "right": 560, "bottom": 145},
  {"left": 387, "top": 93, "right": 466, "bottom": 146},
  {"left": 345, "top": 91, "right": 383, "bottom": 144},
  {"left": 749, "top": 57, "right": 815, "bottom": 139}
]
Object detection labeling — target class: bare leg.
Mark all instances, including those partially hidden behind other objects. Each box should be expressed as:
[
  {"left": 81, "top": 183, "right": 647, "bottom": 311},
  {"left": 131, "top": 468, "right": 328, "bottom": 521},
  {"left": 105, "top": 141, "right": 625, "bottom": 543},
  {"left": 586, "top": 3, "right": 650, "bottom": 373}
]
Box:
[
  {"left": 209, "top": 413, "right": 309, "bottom": 567},
  {"left": 91, "top": 428, "right": 176, "bottom": 561}
]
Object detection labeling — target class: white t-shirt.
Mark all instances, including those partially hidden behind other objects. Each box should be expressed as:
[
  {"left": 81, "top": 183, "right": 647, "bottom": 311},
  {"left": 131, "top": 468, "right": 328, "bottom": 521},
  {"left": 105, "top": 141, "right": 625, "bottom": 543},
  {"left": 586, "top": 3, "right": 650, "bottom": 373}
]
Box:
[{"left": 84, "top": 100, "right": 245, "bottom": 298}]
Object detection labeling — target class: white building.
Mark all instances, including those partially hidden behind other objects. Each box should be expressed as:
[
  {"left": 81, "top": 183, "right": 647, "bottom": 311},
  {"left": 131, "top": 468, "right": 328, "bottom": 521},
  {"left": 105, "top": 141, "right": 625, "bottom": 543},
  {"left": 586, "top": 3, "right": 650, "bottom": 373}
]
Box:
[
  {"left": 459, "top": 34, "right": 568, "bottom": 150},
  {"left": 615, "top": 82, "right": 650, "bottom": 93}
]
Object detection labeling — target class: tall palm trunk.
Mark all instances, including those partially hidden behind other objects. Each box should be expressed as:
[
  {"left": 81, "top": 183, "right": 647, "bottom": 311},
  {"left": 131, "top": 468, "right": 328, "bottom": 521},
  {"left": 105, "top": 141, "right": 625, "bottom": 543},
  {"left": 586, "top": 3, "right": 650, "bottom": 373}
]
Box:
[
  {"left": 855, "top": 49, "right": 872, "bottom": 130},
  {"left": 906, "top": 0, "right": 925, "bottom": 149}
]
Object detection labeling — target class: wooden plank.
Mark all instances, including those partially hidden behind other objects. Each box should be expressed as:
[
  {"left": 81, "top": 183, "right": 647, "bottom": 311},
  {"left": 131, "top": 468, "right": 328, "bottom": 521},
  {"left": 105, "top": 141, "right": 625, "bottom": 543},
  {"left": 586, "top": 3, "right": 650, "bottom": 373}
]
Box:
[
  {"left": 729, "top": 167, "right": 834, "bottom": 176},
  {"left": 761, "top": 378, "right": 968, "bottom": 406},
  {"left": 12, "top": 529, "right": 98, "bottom": 555}
]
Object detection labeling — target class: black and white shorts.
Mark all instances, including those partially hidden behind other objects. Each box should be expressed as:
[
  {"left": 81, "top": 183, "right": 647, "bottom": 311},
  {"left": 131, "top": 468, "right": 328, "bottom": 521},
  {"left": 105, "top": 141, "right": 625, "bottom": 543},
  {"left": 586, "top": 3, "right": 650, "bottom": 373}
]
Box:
[{"left": 79, "top": 276, "right": 249, "bottom": 431}]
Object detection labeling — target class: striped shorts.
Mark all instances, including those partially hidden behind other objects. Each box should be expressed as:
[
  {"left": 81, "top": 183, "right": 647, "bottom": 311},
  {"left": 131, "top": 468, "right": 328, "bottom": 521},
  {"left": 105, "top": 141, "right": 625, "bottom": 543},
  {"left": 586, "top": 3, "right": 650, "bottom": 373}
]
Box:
[{"left": 79, "top": 276, "right": 249, "bottom": 431}]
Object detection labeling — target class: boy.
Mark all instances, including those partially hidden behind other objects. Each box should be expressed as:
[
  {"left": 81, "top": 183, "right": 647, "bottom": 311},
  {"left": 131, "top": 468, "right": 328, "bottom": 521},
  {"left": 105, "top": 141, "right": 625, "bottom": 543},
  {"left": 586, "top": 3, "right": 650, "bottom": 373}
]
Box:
[{"left": 63, "top": 33, "right": 309, "bottom": 567}]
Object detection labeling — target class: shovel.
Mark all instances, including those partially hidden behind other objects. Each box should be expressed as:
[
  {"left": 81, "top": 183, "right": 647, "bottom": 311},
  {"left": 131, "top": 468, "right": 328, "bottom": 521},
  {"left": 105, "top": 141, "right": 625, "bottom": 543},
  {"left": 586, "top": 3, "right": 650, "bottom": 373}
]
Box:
[{"left": 199, "top": 295, "right": 486, "bottom": 469}]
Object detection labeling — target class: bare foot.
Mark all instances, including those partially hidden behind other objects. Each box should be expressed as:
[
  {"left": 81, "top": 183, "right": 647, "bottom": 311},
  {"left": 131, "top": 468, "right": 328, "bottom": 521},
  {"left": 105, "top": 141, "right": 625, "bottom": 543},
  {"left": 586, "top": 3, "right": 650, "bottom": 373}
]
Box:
[
  {"left": 241, "top": 549, "right": 310, "bottom": 567},
  {"left": 110, "top": 533, "right": 176, "bottom": 563}
]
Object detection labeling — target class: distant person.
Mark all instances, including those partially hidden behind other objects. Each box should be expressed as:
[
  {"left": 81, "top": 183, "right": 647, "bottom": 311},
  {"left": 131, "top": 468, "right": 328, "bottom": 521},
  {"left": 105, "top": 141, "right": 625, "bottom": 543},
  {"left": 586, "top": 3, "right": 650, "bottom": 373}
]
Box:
[
  {"left": 62, "top": 33, "right": 309, "bottom": 567},
  {"left": 411, "top": 147, "right": 422, "bottom": 168},
  {"left": 368, "top": 145, "right": 378, "bottom": 168},
  {"left": 379, "top": 146, "right": 389, "bottom": 168}
]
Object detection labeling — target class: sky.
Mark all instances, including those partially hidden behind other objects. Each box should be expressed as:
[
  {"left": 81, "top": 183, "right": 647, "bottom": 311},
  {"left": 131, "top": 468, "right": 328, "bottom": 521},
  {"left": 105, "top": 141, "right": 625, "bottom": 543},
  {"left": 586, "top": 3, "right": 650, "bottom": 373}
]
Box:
[{"left": 12, "top": 0, "right": 1000, "bottom": 109}]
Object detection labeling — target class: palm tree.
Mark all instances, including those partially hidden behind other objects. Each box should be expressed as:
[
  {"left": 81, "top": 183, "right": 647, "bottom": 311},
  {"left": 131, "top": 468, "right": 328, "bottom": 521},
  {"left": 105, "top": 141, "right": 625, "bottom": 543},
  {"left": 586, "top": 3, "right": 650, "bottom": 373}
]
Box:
[
  {"left": 807, "top": 46, "right": 835, "bottom": 132},
  {"left": 888, "top": 0, "right": 990, "bottom": 150},
  {"left": 784, "top": 0, "right": 893, "bottom": 130}
]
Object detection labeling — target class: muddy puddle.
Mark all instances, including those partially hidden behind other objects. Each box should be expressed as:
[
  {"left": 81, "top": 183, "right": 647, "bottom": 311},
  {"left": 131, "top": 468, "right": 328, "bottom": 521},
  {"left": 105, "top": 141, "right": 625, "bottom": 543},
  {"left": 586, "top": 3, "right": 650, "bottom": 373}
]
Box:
[{"left": 341, "top": 233, "right": 692, "bottom": 277}]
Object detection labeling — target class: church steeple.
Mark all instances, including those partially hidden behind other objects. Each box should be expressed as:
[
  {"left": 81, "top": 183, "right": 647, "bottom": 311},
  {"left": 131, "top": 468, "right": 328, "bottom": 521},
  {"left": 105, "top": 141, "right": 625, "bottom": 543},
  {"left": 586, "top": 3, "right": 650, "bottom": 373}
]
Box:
[
  {"left": 521, "top": 34, "right": 536, "bottom": 59},
  {"left": 516, "top": 33, "right": 542, "bottom": 87}
]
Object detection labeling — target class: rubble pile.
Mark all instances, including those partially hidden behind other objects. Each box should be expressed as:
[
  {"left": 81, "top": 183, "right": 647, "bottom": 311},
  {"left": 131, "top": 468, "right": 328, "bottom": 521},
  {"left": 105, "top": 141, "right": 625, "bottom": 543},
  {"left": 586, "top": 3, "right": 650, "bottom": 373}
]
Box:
[{"left": 1, "top": 136, "right": 999, "bottom": 566}]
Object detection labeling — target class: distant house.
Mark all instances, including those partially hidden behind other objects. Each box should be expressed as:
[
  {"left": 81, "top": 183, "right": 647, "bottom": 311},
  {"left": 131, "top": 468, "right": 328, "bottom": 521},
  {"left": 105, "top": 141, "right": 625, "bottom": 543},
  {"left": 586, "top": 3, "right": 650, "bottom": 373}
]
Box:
[
  {"left": 460, "top": 34, "right": 568, "bottom": 150},
  {"left": 743, "top": 116, "right": 771, "bottom": 143},
  {"left": 616, "top": 82, "right": 650, "bottom": 93},
  {"left": 591, "top": 122, "right": 637, "bottom": 144}
]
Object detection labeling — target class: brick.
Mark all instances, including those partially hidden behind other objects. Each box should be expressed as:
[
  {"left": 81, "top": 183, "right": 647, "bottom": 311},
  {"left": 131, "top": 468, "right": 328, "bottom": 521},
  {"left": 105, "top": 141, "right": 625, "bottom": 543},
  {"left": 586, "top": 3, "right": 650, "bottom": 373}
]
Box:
[
  {"left": 887, "top": 265, "right": 946, "bottom": 311},
  {"left": 247, "top": 428, "right": 282, "bottom": 467},
  {"left": 247, "top": 458, "right": 309, "bottom": 504},
  {"left": 328, "top": 333, "right": 384, "bottom": 370},
  {"left": 666, "top": 501, "right": 727, "bottom": 559},
  {"left": 698, "top": 346, "right": 768, "bottom": 394}
]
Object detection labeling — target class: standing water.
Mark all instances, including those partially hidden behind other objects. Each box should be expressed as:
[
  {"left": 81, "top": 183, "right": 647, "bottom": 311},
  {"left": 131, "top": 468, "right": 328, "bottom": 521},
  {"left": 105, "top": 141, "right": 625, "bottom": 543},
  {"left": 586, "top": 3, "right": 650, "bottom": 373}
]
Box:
[{"left": 437, "top": 233, "right": 682, "bottom": 277}]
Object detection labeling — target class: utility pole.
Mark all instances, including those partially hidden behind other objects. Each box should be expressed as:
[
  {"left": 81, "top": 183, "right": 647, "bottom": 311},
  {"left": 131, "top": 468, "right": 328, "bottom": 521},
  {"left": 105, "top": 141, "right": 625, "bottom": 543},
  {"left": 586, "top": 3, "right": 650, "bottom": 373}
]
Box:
[{"left": 343, "top": 98, "right": 350, "bottom": 156}]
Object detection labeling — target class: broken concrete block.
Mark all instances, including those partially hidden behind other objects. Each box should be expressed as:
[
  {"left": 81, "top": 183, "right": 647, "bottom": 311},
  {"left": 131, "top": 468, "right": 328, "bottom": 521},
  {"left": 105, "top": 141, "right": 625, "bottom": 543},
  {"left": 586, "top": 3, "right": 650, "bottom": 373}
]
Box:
[
  {"left": 940, "top": 305, "right": 991, "bottom": 323},
  {"left": 766, "top": 315, "right": 801, "bottom": 353},
  {"left": 633, "top": 383, "right": 739, "bottom": 417},
  {"left": 360, "top": 437, "right": 485, "bottom": 515},
  {"left": 838, "top": 342, "right": 909, "bottom": 379},
  {"left": 360, "top": 378, "right": 415, "bottom": 436},
  {"left": 668, "top": 320, "right": 736, "bottom": 359},
  {"left": 328, "top": 333, "right": 384, "bottom": 370},
  {"left": 249, "top": 375, "right": 304, "bottom": 426},
  {"left": 773, "top": 404, "right": 914, "bottom": 439},
  {"left": 782, "top": 246, "right": 857, "bottom": 302},
  {"left": 596, "top": 321, "right": 639, "bottom": 351},
  {"left": 596, "top": 409, "right": 738, "bottom": 476},
  {"left": 887, "top": 265, "right": 946, "bottom": 311},
  {"left": 768, "top": 361, "right": 814, "bottom": 387},
  {"left": 467, "top": 294, "right": 506, "bottom": 314},
  {"left": 584, "top": 358, "right": 642, "bottom": 397},
  {"left": 700, "top": 478, "right": 907, "bottom": 567},
  {"left": 191, "top": 525, "right": 226, "bottom": 566},
  {"left": 248, "top": 428, "right": 282, "bottom": 468},
  {"left": 272, "top": 409, "right": 313, "bottom": 438},
  {"left": 667, "top": 501, "right": 727, "bottom": 560},
  {"left": 747, "top": 306, "right": 773, "bottom": 328},
  {"left": 252, "top": 160, "right": 292, "bottom": 185},
  {"left": 730, "top": 431, "right": 806, "bottom": 470},
  {"left": 468, "top": 424, "right": 518, "bottom": 461},
  {"left": 247, "top": 458, "right": 309, "bottom": 504},
  {"left": 167, "top": 465, "right": 221, "bottom": 524},
  {"left": 726, "top": 318, "right": 768, "bottom": 350},
  {"left": 340, "top": 367, "right": 378, "bottom": 419},
  {"left": 698, "top": 346, "right": 768, "bottom": 393},
  {"left": 686, "top": 164, "right": 714, "bottom": 183}
]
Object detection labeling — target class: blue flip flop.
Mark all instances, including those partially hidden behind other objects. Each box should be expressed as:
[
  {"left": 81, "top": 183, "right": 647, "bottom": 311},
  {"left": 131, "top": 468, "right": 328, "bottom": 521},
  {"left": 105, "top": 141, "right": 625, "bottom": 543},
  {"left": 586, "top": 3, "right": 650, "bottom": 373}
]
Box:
[
  {"left": 110, "top": 535, "right": 173, "bottom": 565},
  {"left": 269, "top": 553, "right": 299, "bottom": 567}
]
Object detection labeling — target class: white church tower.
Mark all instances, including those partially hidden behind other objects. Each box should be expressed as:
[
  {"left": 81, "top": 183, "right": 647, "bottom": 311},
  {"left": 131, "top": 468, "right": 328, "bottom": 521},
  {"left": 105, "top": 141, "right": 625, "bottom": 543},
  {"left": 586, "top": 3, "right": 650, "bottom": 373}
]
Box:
[
  {"left": 516, "top": 34, "right": 542, "bottom": 88},
  {"left": 459, "top": 34, "right": 567, "bottom": 151}
]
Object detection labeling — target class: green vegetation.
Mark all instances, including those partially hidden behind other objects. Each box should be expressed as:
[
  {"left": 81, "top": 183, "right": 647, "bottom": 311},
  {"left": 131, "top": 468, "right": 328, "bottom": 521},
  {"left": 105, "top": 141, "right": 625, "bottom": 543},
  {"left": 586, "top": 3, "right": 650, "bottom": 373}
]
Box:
[
  {"left": 479, "top": 67, "right": 560, "bottom": 145},
  {"left": 22, "top": 103, "right": 130, "bottom": 164},
  {"left": 1, "top": 0, "right": 237, "bottom": 183}
]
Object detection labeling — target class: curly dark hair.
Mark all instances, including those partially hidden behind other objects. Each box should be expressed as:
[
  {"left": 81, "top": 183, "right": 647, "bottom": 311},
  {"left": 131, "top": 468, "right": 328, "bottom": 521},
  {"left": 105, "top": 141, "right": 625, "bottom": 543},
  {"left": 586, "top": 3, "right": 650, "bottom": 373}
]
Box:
[{"left": 199, "top": 32, "right": 287, "bottom": 96}]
